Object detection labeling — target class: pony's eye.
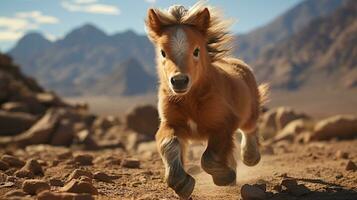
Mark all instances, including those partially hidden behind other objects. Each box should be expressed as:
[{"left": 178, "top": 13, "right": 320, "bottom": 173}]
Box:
[
  {"left": 193, "top": 48, "right": 200, "bottom": 58},
  {"left": 161, "top": 50, "right": 166, "bottom": 58}
]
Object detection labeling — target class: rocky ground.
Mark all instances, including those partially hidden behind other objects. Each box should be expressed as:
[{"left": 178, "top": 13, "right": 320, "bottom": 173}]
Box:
[{"left": 0, "top": 139, "right": 356, "bottom": 200}]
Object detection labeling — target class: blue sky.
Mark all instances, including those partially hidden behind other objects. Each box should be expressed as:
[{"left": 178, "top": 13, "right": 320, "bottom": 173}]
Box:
[{"left": 0, "top": 0, "right": 303, "bottom": 51}]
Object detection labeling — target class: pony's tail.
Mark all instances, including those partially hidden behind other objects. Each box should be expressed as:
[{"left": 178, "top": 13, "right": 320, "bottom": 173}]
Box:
[{"left": 258, "top": 83, "right": 270, "bottom": 107}]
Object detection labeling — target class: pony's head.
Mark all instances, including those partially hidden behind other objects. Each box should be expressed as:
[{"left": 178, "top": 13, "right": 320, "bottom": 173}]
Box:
[{"left": 146, "top": 3, "right": 232, "bottom": 95}]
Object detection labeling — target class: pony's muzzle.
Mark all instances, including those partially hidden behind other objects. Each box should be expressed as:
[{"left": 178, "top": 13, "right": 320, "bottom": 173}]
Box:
[{"left": 170, "top": 74, "right": 190, "bottom": 93}]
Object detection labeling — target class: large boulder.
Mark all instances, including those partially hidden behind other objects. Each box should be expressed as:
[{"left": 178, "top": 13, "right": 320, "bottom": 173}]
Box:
[
  {"left": 272, "top": 119, "right": 310, "bottom": 143},
  {"left": 311, "top": 115, "right": 357, "bottom": 141},
  {"left": 259, "top": 107, "right": 309, "bottom": 140},
  {"left": 0, "top": 110, "right": 37, "bottom": 135},
  {"left": 125, "top": 105, "right": 159, "bottom": 139}
]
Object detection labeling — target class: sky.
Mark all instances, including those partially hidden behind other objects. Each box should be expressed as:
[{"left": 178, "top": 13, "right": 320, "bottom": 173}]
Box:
[{"left": 0, "top": 0, "right": 303, "bottom": 51}]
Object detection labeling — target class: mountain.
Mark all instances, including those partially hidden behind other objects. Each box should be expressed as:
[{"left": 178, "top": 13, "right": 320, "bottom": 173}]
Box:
[
  {"left": 8, "top": 0, "right": 347, "bottom": 96},
  {"left": 88, "top": 58, "right": 156, "bottom": 96},
  {"left": 9, "top": 24, "right": 155, "bottom": 96},
  {"left": 235, "top": 0, "right": 349, "bottom": 62},
  {"left": 253, "top": 0, "right": 357, "bottom": 90}
]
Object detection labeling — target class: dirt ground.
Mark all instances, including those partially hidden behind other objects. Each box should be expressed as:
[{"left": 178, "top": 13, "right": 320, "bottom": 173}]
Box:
[{"left": 0, "top": 139, "right": 356, "bottom": 200}]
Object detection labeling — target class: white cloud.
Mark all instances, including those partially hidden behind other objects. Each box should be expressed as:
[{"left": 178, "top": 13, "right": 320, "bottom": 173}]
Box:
[
  {"left": 0, "top": 17, "right": 29, "bottom": 31},
  {"left": 16, "top": 11, "right": 59, "bottom": 24},
  {"left": 62, "top": 0, "right": 120, "bottom": 15},
  {"left": 0, "top": 31, "right": 24, "bottom": 41},
  {"left": 44, "top": 33, "right": 57, "bottom": 41},
  {"left": 0, "top": 11, "right": 59, "bottom": 41},
  {"left": 73, "top": 0, "right": 98, "bottom": 4},
  {"left": 145, "top": 0, "right": 156, "bottom": 3}
]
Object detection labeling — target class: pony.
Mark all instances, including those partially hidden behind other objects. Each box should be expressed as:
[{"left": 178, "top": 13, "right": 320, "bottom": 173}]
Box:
[{"left": 145, "top": 2, "right": 268, "bottom": 199}]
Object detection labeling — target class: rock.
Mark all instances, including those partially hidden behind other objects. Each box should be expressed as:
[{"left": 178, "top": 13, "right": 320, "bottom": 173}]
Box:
[
  {"left": 275, "top": 107, "right": 309, "bottom": 131},
  {"left": 37, "top": 191, "right": 94, "bottom": 200},
  {"left": 0, "top": 160, "right": 10, "bottom": 170},
  {"left": 259, "top": 108, "right": 278, "bottom": 139},
  {"left": 36, "top": 92, "right": 65, "bottom": 107},
  {"left": 92, "top": 116, "right": 120, "bottom": 131},
  {"left": 288, "top": 184, "right": 311, "bottom": 196},
  {"left": 15, "top": 169, "right": 34, "bottom": 178},
  {"left": 125, "top": 105, "right": 159, "bottom": 138},
  {"left": 273, "top": 119, "right": 308, "bottom": 142},
  {"left": 336, "top": 150, "right": 349, "bottom": 159},
  {"left": 122, "top": 158, "right": 140, "bottom": 168},
  {"left": 281, "top": 178, "right": 298, "bottom": 188},
  {"left": 75, "top": 129, "right": 99, "bottom": 150},
  {"left": 4, "top": 189, "right": 27, "bottom": 197},
  {"left": 22, "top": 179, "right": 50, "bottom": 195},
  {"left": 1, "top": 102, "right": 29, "bottom": 113},
  {"left": 73, "top": 154, "right": 93, "bottom": 165},
  {"left": 311, "top": 115, "right": 357, "bottom": 141},
  {"left": 57, "top": 151, "right": 73, "bottom": 160},
  {"left": 67, "top": 169, "right": 93, "bottom": 182},
  {"left": 137, "top": 141, "right": 157, "bottom": 153},
  {"left": 21, "top": 159, "right": 44, "bottom": 175},
  {"left": 49, "top": 177, "right": 64, "bottom": 186},
  {"left": 1, "top": 155, "right": 25, "bottom": 167},
  {"left": 78, "top": 176, "right": 92, "bottom": 183},
  {"left": 0, "top": 110, "right": 37, "bottom": 135},
  {"left": 273, "top": 184, "right": 282, "bottom": 192},
  {"left": 345, "top": 160, "right": 357, "bottom": 171},
  {"left": 50, "top": 119, "right": 75, "bottom": 146},
  {"left": 241, "top": 184, "right": 267, "bottom": 200},
  {"left": 93, "top": 172, "right": 115, "bottom": 183},
  {"left": 60, "top": 179, "right": 98, "bottom": 194}
]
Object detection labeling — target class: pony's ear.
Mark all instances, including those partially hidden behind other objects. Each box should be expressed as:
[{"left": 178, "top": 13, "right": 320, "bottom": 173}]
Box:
[
  {"left": 193, "top": 8, "right": 210, "bottom": 34},
  {"left": 146, "top": 9, "right": 162, "bottom": 40}
]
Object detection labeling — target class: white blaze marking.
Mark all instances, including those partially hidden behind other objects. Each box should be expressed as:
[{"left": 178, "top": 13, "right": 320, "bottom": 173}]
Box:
[
  {"left": 187, "top": 118, "right": 198, "bottom": 134},
  {"left": 171, "top": 28, "right": 187, "bottom": 67}
]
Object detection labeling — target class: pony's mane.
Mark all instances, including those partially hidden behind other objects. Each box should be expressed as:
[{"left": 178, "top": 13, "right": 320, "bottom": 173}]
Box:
[{"left": 152, "top": 2, "right": 233, "bottom": 62}]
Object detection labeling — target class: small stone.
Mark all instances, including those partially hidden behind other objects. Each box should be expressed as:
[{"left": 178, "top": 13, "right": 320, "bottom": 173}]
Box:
[
  {"left": 57, "top": 151, "right": 73, "bottom": 160},
  {"left": 281, "top": 178, "right": 298, "bottom": 188},
  {"left": 74, "top": 154, "right": 93, "bottom": 165},
  {"left": 336, "top": 150, "right": 349, "bottom": 159},
  {"left": 6, "top": 175, "right": 18, "bottom": 182},
  {"left": 345, "top": 160, "right": 357, "bottom": 171},
  {"left": 37, "top": 191, "right": 94, "bottom": 200},
  {"left": 22, "top": 159, "right": 44, "bottom": 175},
  {"left": 67, "top": 169, "right": 93, "bottom": 182},
  {"left": 1, "top": 155, "right": 25, "bottom": 167},
  {"left": 93, "top": 172, "right": 114, "bottom": 183},
  {"left": 335, "top": 173, "right": 343, "bottom": 179},
  {"left": 241, "top": 184, "right": 267, "bottom": 200},
  {"left": 4, "top": 189, "right": 27, "bottom": 197},
  {"left": 122, "top": 158, "right": 140, "bottom": 168},
  {"left": 60, "top": 179, "right": 98, "bottom": 194},
  {"left": 15, "top": 169, "right": 34, "bottom": 178},
  {"left": 22, "top": 179, "right": 50, "bottom": 195},
  {"left": 49, "top": 177, "right": 64, "bottom": 187},
  {"left": 0, "top": 160, "right": 9, "bottom": 171},
  {"left": 288, "top": 184, "right": 311, "bottom": 196}
]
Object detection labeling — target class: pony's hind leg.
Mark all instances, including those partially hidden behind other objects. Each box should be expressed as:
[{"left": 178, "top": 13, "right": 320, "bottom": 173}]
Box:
[
  {"left": 240, "top": 128, "right": 261, "bottom": 166},
  {"left": 156, "top": 126, "right": 195, "bottom": 200},
  {"left": 201, "top": 132, "right": 237, "bottom": 186}
]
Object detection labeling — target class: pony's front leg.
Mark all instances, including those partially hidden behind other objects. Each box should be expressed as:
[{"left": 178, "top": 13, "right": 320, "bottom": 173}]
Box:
[
  {"left": 201, "top": 130, "right": 237, "bottom": 186},
  {"left": 240, "top": 128, "right": 261, "bottom": 166},
  {"left": 156, "top": 124, "right": 195, "bottom": 200}
]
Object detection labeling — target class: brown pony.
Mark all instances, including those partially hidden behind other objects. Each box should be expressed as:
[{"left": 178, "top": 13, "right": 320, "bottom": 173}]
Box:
[{"left": 145, "top": 2, "right": 268, "bottom": 199}]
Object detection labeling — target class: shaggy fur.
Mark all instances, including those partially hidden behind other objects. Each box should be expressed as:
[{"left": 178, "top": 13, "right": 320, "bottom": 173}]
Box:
[{"left": 146, "top": 2, "right": 268, "bottom": 199}]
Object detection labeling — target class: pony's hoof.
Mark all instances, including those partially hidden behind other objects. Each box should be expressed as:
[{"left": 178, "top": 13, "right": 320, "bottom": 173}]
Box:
[
  {"left": 212, "top": 169, "right": 236, "bottom": 186},
  {"left": 241, "top": 149, "right": 261, "bottom": 166},
  {"left": 173, "top": 174, "right": 195, "bottom": 200}
]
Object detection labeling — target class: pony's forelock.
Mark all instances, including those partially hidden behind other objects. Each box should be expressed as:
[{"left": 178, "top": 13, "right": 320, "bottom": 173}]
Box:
[{"left": 148, "top": 1, "right": 234, "bottom": 62}]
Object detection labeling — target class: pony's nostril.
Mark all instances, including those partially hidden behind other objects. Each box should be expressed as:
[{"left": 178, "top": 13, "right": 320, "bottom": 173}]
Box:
[{"left": 170, "top": 75, "right": 189, "bottom": 90}]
